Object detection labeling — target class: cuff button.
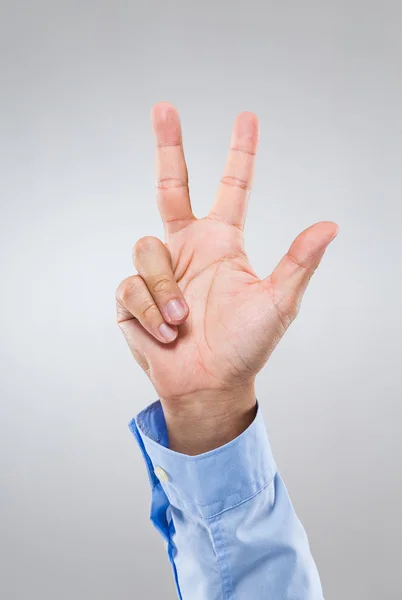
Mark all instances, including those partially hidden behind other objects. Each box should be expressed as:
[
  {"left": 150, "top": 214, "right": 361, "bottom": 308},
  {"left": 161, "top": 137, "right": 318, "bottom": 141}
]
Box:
[{"left": 154, "top": 466, "right": 169, "bottom": 483}]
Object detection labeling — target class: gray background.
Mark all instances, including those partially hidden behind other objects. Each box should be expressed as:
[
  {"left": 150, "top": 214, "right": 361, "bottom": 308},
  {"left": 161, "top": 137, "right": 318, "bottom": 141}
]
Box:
[{"left": 1, "top": 1, "right": 401, "bottom": 598}]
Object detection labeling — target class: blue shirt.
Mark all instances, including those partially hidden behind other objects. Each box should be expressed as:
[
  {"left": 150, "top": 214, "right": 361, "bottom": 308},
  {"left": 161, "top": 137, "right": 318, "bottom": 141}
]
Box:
[{"left": 129, "top": 401, "right": 324, "bottom": 599}]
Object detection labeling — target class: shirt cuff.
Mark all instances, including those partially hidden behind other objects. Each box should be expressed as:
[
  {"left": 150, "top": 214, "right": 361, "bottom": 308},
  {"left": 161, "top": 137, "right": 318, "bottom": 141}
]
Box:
[{"left": 129, "top": 400, "right": 277, "bottom": 520}]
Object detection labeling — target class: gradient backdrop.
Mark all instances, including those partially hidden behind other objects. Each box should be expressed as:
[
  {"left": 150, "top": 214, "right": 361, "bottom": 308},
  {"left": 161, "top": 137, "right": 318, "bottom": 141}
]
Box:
[{"left": 1, "top": 1, "right": 401, "bottom": 599}]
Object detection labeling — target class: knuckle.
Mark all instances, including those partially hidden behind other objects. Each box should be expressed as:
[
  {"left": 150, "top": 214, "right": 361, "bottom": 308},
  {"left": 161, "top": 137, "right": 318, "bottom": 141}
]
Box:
[
  {"left": 140, "top": 301, "right": 159, "bottom": 319},
  {"left": 116, "top": 275, "right": 141, "bottom": 306},
  {"left": 115, "top": 280, "right": 128, "bottom": 305},
  {"left": 149, "top": 276, "right": 172, "bottom": 294},
  {"left": 133, "top": 236, "right": 160, "bottom": 259}
]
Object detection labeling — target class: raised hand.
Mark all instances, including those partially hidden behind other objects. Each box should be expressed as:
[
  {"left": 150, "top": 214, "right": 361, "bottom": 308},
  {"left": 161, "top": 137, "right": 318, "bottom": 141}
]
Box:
[{"left": 116, "top": 103, "right": 338, "bottom": 453}]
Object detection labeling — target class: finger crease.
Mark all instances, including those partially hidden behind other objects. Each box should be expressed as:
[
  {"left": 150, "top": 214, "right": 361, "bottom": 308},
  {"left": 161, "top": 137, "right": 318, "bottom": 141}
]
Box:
[
  {"left": 156, "top": 142, "right": 182, "bottom": 148},
  {"left": 230, "top": 146, "right": 257, "bottom": 156},
  {"left": 156, "top": 177, "right": 189, "bottom": 190},
  {"left": 206, "top": 213, "right": 244, "bottom": 232},
  {"left": 163, "top": 215, "right": 194, "bottom": 225},
  {"left": 220, "top": 176, "right": 251, "bottom": 191},
  {"left": 286, "top": 252, "right": 316, "bottom": 274}
]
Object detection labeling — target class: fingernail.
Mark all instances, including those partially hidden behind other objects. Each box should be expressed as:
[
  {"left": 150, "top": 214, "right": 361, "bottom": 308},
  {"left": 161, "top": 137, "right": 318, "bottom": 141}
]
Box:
[
  {"left": 166, "top": 299, "right": 185, "bottom": 321},
  {"left": 159, "top": 322, "right": 177, "bottom": 342}
]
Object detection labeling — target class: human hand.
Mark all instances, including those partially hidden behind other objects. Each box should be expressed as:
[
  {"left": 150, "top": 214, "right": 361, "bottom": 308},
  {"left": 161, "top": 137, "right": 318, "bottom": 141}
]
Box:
[{"left": 116, "top": 103, "right": 338, "bottom": 453}]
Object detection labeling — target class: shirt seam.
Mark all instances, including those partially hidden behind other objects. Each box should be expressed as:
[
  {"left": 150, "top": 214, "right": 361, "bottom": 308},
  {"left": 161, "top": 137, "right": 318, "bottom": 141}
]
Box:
[
  {"left": 162, "top": 468, "right": 277, "bottom": 521},
  {"left": 210, "top": 516, "right": 236, "bottom": 600},
  {"left": 165, "top": 463, "right": 276, "bottom": 510},
  {"left": 206, "top": 471, "right": 277, "bottom": 519}
]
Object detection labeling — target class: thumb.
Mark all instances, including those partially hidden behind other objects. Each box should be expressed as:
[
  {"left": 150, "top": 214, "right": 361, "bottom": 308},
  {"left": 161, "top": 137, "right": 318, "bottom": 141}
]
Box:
[{"left": 265, "top": 221, "right": 339, "bottom": 320}]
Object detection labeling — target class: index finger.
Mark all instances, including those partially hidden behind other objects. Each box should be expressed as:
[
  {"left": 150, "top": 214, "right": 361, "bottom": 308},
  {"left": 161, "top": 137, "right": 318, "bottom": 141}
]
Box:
[{"left": 151, "top": 103, "right": 195, "bottom": 234}]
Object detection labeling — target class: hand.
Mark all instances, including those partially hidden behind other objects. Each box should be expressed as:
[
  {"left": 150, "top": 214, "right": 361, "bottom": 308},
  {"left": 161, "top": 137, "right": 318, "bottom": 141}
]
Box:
[{"left": 116, "top": 103, "right": 339, "bottom": 453}]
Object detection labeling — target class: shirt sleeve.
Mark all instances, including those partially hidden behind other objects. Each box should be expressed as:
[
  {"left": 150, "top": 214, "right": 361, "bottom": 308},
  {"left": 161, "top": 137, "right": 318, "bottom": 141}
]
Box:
[{"left": 129, "top": 400, "right": 324, "bottom": 600}]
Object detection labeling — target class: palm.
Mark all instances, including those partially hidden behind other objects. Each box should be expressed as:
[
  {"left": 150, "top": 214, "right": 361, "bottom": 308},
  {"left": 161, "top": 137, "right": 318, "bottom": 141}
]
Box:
[
  {"left": 149, "top": 218, "right": 280, "bottom": 398},
  {"left": 118, "top": 104, "right": 338, "bottom": 402}
]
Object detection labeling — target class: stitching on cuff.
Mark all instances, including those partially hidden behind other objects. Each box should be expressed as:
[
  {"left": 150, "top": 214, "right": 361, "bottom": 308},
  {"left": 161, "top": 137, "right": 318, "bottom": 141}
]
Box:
[
  {"left": 206, "top": 471, "right": 277, "bottom": 519},
  {"left": 168, "top": 463, "right": 276, "bottom": 509},
  {"left": 163, "top": 465, "right": 277, "bottom": 520}
]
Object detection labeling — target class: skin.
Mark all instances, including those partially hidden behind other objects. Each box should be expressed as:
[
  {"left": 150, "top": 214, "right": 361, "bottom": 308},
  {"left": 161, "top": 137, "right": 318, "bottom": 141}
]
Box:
[{"left": 116, "top": 103, "right": 339, "bottom": 455}]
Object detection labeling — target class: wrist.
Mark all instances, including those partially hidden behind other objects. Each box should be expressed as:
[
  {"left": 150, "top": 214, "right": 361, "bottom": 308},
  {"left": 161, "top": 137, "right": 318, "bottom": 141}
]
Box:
[{"left": 161, "top": 382, "right": 257, "bottom": 455}]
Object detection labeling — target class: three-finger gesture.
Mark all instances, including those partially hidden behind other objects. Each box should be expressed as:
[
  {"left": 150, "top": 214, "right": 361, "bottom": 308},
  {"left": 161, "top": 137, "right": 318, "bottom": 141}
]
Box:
[{"left": 116, "top": 103, "right": 338, "bottom": 451}]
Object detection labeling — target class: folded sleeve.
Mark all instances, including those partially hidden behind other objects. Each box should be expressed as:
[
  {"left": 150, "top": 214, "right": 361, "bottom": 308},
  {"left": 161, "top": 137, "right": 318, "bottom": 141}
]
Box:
[{"left": 129, "top": 401, "right": 324, "bottom": 600}]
